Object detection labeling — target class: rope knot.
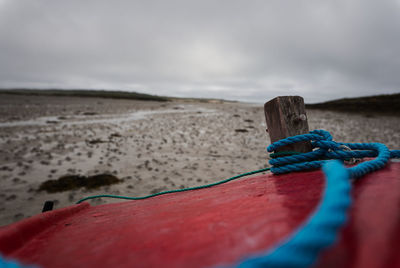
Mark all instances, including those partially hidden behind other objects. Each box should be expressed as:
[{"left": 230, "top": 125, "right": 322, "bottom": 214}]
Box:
[{"left": 268, "top": 129, "right": 397, "bottom": 179}]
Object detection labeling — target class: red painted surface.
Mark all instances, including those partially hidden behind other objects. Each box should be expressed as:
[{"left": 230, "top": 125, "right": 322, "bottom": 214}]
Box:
[
  {"left": 0, "top": 162, "right": 399, "bottom": 268},
  {"left": 315, "top": 161, "right": 400, "bottom": 268}
]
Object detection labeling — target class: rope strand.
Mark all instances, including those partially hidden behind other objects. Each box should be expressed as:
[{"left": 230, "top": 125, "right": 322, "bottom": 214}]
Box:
[{"left": 76, "top": 167, "right": 270, "bottom": 204}]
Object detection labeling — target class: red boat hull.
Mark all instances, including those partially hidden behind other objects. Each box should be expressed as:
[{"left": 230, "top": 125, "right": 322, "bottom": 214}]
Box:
[{"left": 1, "top": 162, "right": 400, "bottom": 268}]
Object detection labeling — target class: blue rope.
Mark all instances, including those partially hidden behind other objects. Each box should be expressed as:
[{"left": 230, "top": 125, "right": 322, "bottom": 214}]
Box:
[
  {"left": 233, "top": 129, "right": 400, "bottom": 268},
  {"left": 267, "top": 130, "right": 400, "bottom": 176},
  {"left": 234, "top": 160, "right": 351, "bottom": 268},
  {"left": 0, "top": 256, "right": 36, "bottom": 268}
]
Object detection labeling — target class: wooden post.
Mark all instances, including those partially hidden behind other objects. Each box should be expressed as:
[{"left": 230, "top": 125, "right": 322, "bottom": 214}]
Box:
[{"left": 264, "top": 96, "right": 312, "bottom": 153}]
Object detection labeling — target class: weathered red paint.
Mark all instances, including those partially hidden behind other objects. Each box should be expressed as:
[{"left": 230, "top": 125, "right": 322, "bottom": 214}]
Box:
[{"left": 0, "top": 162, "right": 399, "bottom": 268}]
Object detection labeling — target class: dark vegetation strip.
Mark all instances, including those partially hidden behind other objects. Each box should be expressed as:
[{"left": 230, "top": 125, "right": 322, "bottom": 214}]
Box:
[
  {"left": 0, "top": 88, "right": 169, "bottom": 102},
  {"left": 38, "top": 174, "right": 122, "bottom": 193},
  {"left": 306, "top": 93, "right": 400, "bottom": 116}
]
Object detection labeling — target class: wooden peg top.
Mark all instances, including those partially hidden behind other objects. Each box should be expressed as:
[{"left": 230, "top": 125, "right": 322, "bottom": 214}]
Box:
[{"left": 264, "top": 96, "right": 312, "bottom": 153}]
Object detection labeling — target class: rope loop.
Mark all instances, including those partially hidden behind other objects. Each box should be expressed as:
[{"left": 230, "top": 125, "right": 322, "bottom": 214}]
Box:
[{"left": 267, "top": 129, "right": 399, "bottom": 179}]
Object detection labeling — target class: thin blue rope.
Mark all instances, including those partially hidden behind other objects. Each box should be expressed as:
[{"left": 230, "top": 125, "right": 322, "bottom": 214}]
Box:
[{"left": 232, "top": 129, "right": 399, "bottom": 268}]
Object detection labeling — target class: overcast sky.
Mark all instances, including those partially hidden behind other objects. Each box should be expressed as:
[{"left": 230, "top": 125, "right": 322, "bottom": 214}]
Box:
[{"left": 0, "top": 0, "right": 399, "bottom": 103}]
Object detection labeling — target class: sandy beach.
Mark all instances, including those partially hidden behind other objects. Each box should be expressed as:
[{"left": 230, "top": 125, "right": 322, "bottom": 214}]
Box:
[{"left": 0, "top": 94, "right": 399, "bottom": 226}]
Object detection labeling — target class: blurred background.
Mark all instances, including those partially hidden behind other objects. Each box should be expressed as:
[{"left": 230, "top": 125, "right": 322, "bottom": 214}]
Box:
[
  {"left": 0, "top": 0, "right": 399, "bottom": 226},
  {"left": 1, "top": 0, "right": 400, "bottom": 102}
]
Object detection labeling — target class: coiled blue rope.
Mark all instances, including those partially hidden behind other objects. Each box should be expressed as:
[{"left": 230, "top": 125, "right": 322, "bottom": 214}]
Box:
[
  {"left": 233, "top": 129, "right": 400, "bottom": 268},
  {"left": 268, "top": 129, "right": 400, "bottom": 176}
]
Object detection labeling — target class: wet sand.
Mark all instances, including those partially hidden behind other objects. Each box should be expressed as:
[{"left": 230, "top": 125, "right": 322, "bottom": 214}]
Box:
[{"left": 0, "top": 94, "right": 399, "bottom": 226}]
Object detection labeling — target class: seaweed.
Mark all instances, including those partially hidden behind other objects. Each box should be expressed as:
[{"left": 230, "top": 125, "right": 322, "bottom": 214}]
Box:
[{"left": 38, "top": 174, "right": 122, "bottom": 193}]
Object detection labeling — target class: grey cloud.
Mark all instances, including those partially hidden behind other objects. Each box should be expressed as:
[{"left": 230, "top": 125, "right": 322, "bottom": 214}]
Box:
[{"left": 0, "top": 0, "right": 399, "bottom": 103}]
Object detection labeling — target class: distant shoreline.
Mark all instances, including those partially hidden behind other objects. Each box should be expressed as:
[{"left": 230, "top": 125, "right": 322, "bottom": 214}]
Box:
[
  {"left": 0, "top": 88, "right": 169, "bottom": 102},
  {"left": 306, "top": 93, "right": 400, "bottom": 116},
  {"left": 1, "top": 89, "right": 398, "bottom": 115},
  {"left": 0, "top": 88, "right": 237, "bottom": 104}
]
